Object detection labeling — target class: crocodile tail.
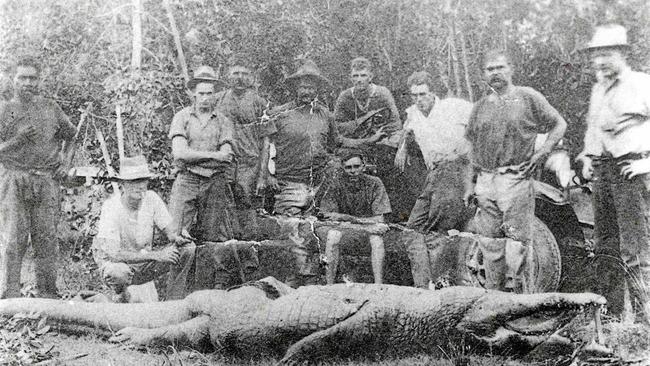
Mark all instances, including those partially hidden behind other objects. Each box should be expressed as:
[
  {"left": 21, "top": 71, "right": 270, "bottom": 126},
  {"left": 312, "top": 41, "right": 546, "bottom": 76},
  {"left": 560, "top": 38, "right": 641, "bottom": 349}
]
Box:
[{"left": 0, "top": 298, "right": 193, "bottom": 335}]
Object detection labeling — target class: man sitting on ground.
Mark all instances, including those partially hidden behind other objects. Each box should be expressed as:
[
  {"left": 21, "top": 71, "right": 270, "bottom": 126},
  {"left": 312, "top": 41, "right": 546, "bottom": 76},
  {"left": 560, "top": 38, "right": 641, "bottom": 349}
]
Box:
[
  {"left": 92, "top": 156, "right": 194, "bottom": 302},
  {"left": 319, "top": 152, "right": 391, "bottom": 284}
]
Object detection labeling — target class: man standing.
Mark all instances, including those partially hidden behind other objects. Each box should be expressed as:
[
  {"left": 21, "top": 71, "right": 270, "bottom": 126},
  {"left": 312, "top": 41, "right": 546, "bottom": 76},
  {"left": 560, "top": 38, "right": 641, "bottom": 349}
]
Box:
[
  {"left": 0, "top": 57, "right": 77, "bottom": 299},
  {"left": 215, "top": 54, "right": 268, "bottom": 236},
  {"left": 395, "top": 71, "right": 473, "bottom": 233},
  {"left": 168, "top": 66, "right": 236, "bottom": 242},
  {"left": 93, "top": 156, "right": 194, "bottom": 301},
  {"left": 578, "top": 24, "right": 650, "bottom": 323},
  {"left": 261, "top": 60, "right": 385, "bottom": 216},
  {"left": 333, "top": 57, "right": 405, "bottom": 222},
  {"left": 319, "top": 152, "right": 391, "bottom": 284},
  {"left": 463, "top": 50, "right": 567, "bottom": 292}
]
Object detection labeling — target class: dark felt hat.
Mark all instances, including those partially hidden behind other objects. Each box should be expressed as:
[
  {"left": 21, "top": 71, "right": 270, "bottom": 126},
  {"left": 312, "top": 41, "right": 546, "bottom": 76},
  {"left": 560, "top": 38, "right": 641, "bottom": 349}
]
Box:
[
  {"left": 285, "top": 59, "right": 330, "bottom": 88},
  {"left": 187, "top": 65, "right": 225, "bottom": 90}
]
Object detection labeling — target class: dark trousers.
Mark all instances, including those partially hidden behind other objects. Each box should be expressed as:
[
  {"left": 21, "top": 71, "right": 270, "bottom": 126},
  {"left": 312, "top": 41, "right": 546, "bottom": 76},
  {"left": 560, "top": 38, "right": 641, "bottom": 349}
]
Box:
[
  {"left": 0, "top": 166, "right": 59, "bottom": 298},
  {"left": 592, "top": 159, "right": 650, "bottom": 313}
]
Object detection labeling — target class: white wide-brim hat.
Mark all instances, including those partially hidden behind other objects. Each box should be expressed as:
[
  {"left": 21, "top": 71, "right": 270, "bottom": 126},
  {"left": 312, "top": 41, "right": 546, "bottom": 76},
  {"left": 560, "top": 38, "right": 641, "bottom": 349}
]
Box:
[
  {"left": 117, "top": 155, "right": 155, "bottom": 180},
  {"left": 582, "top": 24, "right": 631, "bottom": 52}
]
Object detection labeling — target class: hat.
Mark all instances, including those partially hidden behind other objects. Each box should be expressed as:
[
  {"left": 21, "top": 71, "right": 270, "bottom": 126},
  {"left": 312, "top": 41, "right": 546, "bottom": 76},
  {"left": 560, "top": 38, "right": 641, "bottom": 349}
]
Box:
[
  {"left": 582, "top": 24, "right": 631, "bottom": 52},
  {"left": 285, "top": 59, "right": 330, "bottom": 88},
  {"left": 117, "top": 155, "right": 155, "bottom": 180},
  {"left": 186, "top": 65, "right": 224, "bottom": 90}
]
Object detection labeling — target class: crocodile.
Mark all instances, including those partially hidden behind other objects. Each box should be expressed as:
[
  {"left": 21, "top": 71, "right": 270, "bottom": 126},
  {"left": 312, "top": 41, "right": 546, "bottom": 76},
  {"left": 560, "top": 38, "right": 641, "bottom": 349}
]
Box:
[{"left": 0, "top": 278, "right": 605, "bottom": 364}]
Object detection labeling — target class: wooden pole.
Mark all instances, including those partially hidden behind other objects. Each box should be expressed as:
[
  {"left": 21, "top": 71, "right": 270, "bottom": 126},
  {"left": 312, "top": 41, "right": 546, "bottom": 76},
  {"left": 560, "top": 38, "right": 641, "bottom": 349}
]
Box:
[
  {"left": 131, "top": 0, "right": 143, "bottom": 69},
  {"left": 95, "top": 128, "right": 120, "bottom": 193},
  {"left": 163, "top": 0, "right": 189, "bottom": 83},
  {"left": 115, "top": 105, "right": 125, "bottom": 162}
]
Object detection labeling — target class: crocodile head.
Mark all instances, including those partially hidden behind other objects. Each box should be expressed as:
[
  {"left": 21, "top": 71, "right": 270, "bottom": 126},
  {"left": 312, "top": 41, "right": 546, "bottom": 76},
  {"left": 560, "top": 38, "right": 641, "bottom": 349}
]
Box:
[{"left": 455, "top": 291, "right": 606, "bottom": 356}]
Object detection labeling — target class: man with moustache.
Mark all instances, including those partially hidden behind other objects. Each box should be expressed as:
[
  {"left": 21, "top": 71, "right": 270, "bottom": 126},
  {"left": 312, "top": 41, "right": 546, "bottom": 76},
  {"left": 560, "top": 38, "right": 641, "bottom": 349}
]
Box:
[
  {"left": 215, "top": 54, "right": 268, "bottom": 234},
  {"left": 168, "top": 66, "right": 236, "bottom": 243},
  {"left": 463, "top": 50, "right": 567, "bottom": 292},
  {"left": 258, "top": 60, "right": 385, "bottom": 286},
  {"left": 93, "top": 156, "right": 194, "bottom": 302},
  {"left": 0, "top": 57, "right": 77, "bottom": 299},
  {"left": 318, "top": 152, "right": 390, "bottom": 284},
  {"left": 333, "top": 57, "right": 404, "bottom": 222},
  {"left": 577, "top": 24, "right": 650, "bottom": 323},
  {"left": 260, "top": 60, "right": 386, "bottom": 216}
]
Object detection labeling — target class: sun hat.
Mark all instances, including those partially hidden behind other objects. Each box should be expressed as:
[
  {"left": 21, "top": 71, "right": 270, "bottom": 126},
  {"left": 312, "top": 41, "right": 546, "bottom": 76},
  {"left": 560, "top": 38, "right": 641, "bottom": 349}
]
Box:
[
  {"left": 186, "top": 65, "right": 225, "bottom": 90},
  {"left": 285, "top": 59, "right": 330, "bottom": 88},
  {"left": 582, "top": 24, "right": 631, "bottom": 52},
  {"left": 117, "top": 155, "right": 155, "bottom": 180}
]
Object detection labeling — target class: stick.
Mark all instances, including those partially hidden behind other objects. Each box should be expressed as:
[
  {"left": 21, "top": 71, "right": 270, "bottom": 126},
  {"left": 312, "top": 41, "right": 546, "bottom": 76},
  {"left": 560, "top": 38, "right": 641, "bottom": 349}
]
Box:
[
  {"left": 593, "top": 305, "right": 604, "bottom": 345},
  {"left": 115, "top": 105, "right": 125, "bottom": 162},
  {"left": 163, "top": 0, "right": 189, "bottom": 83},
  {"left": 34, "top": 353, "right": 88, "bottom": 365},
  {"left": 95, "top": 128, "right": 120, "bottom": 193}
]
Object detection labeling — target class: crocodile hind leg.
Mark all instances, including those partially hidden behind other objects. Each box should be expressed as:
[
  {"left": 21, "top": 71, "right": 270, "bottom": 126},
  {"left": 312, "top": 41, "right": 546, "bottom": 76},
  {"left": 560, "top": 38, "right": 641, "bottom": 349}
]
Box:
[{"left": 278, "top": 306, "right": 381, "bottom": 365}]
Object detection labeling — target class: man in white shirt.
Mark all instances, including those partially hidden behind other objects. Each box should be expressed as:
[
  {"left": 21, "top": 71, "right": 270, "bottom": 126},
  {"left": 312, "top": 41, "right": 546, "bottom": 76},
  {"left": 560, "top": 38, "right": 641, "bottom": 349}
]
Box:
[
  {"left": 578, "top": 24, "right": 650, "bottom": 323},
  {"left": 395, "top": 71, "right": 473, "bottom": 233},
  {"left": 395, "top": 71, "right": 473, "bottom": 288},
  {"left": 93, "top": 156, "right": 194, "bottom": 301}
]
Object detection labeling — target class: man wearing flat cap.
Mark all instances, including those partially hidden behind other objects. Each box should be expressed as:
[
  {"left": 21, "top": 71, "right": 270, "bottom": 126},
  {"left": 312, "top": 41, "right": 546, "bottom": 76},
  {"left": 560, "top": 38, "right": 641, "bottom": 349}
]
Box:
[
  {"left": 92, "top": 156, "right": 194, "bottom": 302},
  {"left": 578, "top": 24, "right": 650, "bottom": 323},
  {"left": 168, "top": 65, "right": 237, "bottom": 243}
]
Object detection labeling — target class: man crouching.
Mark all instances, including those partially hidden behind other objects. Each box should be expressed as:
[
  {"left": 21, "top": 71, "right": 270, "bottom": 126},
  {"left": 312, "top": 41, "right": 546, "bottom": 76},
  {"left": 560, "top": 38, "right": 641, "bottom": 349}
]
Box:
[
  {"left": 319, "top": 152, "right": 391, "bottom": 284},
  {"left": 92, "top": 156, "right": 194, "bottom": 302}
]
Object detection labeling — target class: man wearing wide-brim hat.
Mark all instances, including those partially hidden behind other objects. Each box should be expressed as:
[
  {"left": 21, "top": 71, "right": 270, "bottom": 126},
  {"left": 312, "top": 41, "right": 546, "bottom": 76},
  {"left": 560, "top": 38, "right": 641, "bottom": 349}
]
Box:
[
  {"left": 577, "top": 24, "right": 650, "bottom": 323},
  {"left": 168, "top": 65, "right": 239, "bottom": 246},
  {"left": 92, "top": 155, "right": 195, "bottom": 302},
  {"left": 257, "top": 59, "right": 387, "bottom": 286}
]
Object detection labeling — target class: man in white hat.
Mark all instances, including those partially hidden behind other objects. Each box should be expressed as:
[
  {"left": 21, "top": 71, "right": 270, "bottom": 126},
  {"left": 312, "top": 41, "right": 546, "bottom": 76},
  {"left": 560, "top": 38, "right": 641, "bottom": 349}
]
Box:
[
  {"left": 578, "top": 24, "right": 650, "bottom": 323},
  {"left": 168, "top": 65, "right": 237, "bottom": 243},
  {"left": 92, "top": 156, "right": 194, "bottom": 302}
]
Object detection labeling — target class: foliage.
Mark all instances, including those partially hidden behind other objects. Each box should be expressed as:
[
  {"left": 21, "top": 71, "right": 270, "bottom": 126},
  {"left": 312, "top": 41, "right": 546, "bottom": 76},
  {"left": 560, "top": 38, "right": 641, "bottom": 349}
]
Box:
[
  {"left": 0, "top": 312, "right": 57, "bottom": 365},
  {"left": 1, "top": 0, "right": 649, "bottom": 253}
]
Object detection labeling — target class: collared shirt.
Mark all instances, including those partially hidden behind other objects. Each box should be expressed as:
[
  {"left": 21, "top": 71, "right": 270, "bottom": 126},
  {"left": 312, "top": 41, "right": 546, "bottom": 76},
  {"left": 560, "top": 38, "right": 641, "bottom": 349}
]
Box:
[
  {"left": 92, "top": 191, "right": 172, "bottom": 265},
  {"left": 168, "top": 105, "right": 234, "bottom": 177},
  {"left": 403, "top": 97, "right": 472, "bottom": 170},
  {"left": 581, "top": 66, "right": 650, "bottom": 158},
  {"left": 333, "top": 83, "right": 401, "bottom": 146},
  {"left": 0, "top": 96, "right": 76, "bottom": 170},
  {"left": 216, "top": 89, "right": 268, "bottom": 163},
  {"left": 263, "top": 102, "right": 341, "bottom": 184},
  {"left": 320, "top": 173, "right": 391, "bottom": 217},
  {"left": 466, "top": 86, "right": 564, "bottom": 170}
]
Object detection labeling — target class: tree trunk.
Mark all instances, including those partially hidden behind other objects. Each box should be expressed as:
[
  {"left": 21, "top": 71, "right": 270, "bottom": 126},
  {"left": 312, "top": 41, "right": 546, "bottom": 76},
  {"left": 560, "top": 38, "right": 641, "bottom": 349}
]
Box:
[
  {"left": 448, "top": 19, "right": 462, "bottom": 99},
  {"left": 131, "top": 0, "right": 142, "bottom": 69},
  {"left": 459, "top": 29, "right": 474, "bottom": 102},
  {"left": 163, "top": 0, "right": 189, "bottom": 83}
]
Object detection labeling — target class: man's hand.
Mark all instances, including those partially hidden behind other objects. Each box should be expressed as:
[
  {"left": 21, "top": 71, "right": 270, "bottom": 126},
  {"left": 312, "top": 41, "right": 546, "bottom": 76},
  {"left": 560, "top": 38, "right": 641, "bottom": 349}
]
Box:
[
  {"left": 15, "top": 125, "right": 38, "bottom": 143},
  {"left": 369, "top": 125, "right": 389, "bottom": 143},
  {"left": 394, "top": 146, "right": 408, "bottom": 172},
  {"left": 53, "top": 163, "right": 72, "bottom": 181},
  {"left": 154, "top": 246, "right": 180, "bottom": 264},
  {"left": 266, "top": 176, "right": 279, "bottom": 191},
  {"left": 169, "top": 233, "right": 192, "bottom": 247},
  {"left": 578, "top": 156, "right": 594, "bottom": 181},
  {"left": 322, "top": 212, "right": 350, "bottom": 222},
  {"left": 521, "top": 148, "right": 550, "bottom": 177},
  {"left": 462, "top": 185, "right": 475, "bottom": 206},
  {"left": 211, "top": 150, "right": 233, "bottom": 162},
  {"left": 618, "top": 157, "right": 650, "bottom": 179}
]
